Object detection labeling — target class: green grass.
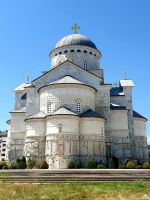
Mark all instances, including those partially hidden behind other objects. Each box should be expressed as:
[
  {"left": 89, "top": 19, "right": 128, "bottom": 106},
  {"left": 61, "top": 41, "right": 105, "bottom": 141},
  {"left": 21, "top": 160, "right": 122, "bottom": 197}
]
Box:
[{"left": 0, "top": 181, "right": 150, "bottom": 200}]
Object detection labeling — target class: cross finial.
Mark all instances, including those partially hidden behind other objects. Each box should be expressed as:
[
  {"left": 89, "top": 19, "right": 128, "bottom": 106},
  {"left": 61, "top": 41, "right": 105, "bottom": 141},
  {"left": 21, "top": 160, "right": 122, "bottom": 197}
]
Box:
[
  {"left": 26, "top": 75, "right": 30, "bottom": 83},
  {"left": 71, "top": 24, "right": 80, "bottom": 34},
  {"left": 124, "top": 71, "right": 127, "bottom": 80}
]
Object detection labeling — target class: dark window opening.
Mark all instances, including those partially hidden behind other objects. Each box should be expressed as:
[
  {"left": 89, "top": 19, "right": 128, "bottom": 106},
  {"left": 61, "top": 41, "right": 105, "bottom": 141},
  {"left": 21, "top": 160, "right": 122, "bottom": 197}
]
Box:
[
  {"left": 89, "top": 52, "right": 92, "bottom": 55},
  {"left": 77, "top": 49, "right": 81, "bottom": 52},
  {"left": 21, "top": 93, "right": 27, "bottom": 100},
  {"left": 59, "top": 52, "right": 62, "bottom": 55},
  {"left": 70, "top": 49, "right": 74, "bottom": 52},
  {"left": 64, "top": 50, "right": 68, "bottom": 53},
  {"left": 84, "top": 50, "right": 87, "bottom": 53}
]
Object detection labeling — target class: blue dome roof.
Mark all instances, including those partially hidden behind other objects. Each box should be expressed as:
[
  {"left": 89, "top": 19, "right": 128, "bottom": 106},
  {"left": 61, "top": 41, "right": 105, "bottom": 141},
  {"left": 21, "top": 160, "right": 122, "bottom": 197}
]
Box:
[{"left": 55, "top": 34, "right": 97, "bottom": 50}]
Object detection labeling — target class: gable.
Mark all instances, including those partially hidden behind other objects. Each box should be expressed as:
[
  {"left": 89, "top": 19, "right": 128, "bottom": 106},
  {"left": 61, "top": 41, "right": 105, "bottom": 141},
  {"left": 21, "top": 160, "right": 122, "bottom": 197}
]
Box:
[{"left": 32, "top": 61, "right": 102, "bottom": 90}]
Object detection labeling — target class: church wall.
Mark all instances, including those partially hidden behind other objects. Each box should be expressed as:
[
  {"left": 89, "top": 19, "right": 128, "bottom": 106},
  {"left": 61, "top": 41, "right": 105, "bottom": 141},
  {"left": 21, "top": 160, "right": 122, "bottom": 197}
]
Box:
[
  {"left": 23, "top": 119, "right": 46, "bottom": 160},
  {"left": 40, "top": 85, "right": 96, "bottom": 114},
  {"left": 79, "top": 118, "right": 106, "bottom": 165},
  {"left": 108, "top": 110, "right": 131, "bottom": 160},
  {"left": 133, "top": 117, "right": 148, "bottom": 161},
  {"left": 6, "top": 112, "right": 26, "bottom": 161},
  {"left": 26, "top": 88, "right": 40, "bottom": 115},
  {"left": 45, "top": 115, "right": 79, "bottom": 169},
  {"left": 51, "top": 46, "right": 100, "bottom": 72}
]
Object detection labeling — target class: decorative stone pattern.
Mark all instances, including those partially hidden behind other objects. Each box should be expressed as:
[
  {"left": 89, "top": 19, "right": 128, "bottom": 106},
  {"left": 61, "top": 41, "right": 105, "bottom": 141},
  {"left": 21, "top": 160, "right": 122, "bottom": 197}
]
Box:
[{"left": 40, "top": 84, "right": 96, "bottom": 114}]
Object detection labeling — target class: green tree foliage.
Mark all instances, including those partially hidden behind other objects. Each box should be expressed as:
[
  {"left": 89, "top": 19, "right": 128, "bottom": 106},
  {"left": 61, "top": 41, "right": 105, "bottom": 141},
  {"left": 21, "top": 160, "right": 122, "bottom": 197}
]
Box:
[
  {"left": 67, "top": 161, "right": 75, "bottom": 169},
  {"left": 16, "top": 157, "right": 27, "bottom": 169},
  {"left": 143, "top": 162, "right": 150, "bottom": 169},
  {"left": 126, "top": 160, "right": 136, "bottom": 169},
  {"left": 86, "top": 160, "right": 96, "bottom": 169}
]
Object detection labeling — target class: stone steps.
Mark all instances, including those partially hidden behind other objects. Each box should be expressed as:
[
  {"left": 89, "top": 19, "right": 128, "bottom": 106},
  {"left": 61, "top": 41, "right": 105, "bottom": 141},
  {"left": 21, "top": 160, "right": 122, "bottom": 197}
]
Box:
[{"left": 1, "top": 169, "right": 150, "bottom": 183}]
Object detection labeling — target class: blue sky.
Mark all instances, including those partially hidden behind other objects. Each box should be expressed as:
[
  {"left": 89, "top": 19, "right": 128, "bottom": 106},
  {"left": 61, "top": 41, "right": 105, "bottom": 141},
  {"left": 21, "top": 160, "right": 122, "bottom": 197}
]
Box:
[{"left": 0, "top": 0, "right": 150, "bottom": 141}]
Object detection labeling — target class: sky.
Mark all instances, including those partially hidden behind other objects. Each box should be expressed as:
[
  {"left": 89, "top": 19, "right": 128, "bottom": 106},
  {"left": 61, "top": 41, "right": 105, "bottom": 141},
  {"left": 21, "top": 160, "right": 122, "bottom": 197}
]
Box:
[{"left": 0, "top": 0, "right": 150, "bottom": 141}]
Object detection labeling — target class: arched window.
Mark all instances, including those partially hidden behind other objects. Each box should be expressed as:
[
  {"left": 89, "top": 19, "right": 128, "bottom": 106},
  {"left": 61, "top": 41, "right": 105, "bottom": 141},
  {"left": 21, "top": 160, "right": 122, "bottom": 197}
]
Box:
[
  {"left": 89, "top": 52, "right": 92, "bottom": 55},
  {"left": 76, "top": 100, "right": 81, "bottom": 113},
  {"left": 84, "top": 61, "right": 87, "bottom": 70},
  {"left": 70, "top": 49, "right": 74, "bottom": 52},
  {"left": 58, "top": 123, "right": 62, "bottom": 133},
  {"left": 64, "top": 50, "right": 68, "bottom": 53},
  {"left": 59, "top": 52, "right": 62, "bottom": 55},
  {"left": 77, "top": 49, "right": 81, "bottom": 52},
  {"left": 94, "top": 54, "right": 96, "bottom": 57},
  {"left": 83, "top": 50, "right": 87, "bottom": 53},
  {"left": 55, "top": 53, "right": 57, "bottom": 56},
  {"left": 47, "top": 102, "right": 52, "bottom": 114}
]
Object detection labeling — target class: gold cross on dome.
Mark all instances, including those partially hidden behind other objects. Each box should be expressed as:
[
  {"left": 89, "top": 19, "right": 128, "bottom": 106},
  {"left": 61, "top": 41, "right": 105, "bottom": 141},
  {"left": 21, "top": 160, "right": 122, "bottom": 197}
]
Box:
[{"left": 71, "top": 24, "right": 80, "bottom": 34}]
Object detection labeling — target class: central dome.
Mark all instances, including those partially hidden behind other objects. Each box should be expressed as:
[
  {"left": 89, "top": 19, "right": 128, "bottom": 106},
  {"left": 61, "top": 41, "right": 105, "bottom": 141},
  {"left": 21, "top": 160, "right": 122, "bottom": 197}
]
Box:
[{"left": 55, "top": 34, "right": 97, "bottom": 50}]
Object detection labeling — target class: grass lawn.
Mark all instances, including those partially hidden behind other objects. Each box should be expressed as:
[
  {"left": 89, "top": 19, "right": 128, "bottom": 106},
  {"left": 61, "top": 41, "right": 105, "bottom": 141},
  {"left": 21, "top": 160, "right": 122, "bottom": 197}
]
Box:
[{"left": 0, "top": 181, "right": 150, "bottom": 200}]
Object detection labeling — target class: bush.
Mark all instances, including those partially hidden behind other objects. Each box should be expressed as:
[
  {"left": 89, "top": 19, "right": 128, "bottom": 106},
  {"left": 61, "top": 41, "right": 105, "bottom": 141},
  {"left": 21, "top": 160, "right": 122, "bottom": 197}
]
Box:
[
  {"left": 126, "top": 160, "right": 136, "bottom": 169},
  {"left": 27, "top": 158, "right": 36, "bottom": 169},
  {"left": 40, "top": 160, "right": 49, "bottom": 169},
  {"left": 76, "top": 160, "right": 82, "bottom": 169},
  {"left": 86, "top": 160, "right": 96, "bottom": 169},
  {"left": 143, "top": 162, "right": 150, "bottom": 169},
  {"left": 67, "top": 161, "right": 75, "bottom": 169},
  {"left": 0, "top": 161, "right": 7, "bottom": 169},
  {"left": 16, "top": 157, "right": 27, "bottom": 169},
  {"left": 8, "top": 162, "right": 17, "bottom": 169},
  {"left": 97, "top": 164, "right": 105, "bottom": 169},
  {"left": 108, "top": 158, "right": 115, "bottom": 169}
]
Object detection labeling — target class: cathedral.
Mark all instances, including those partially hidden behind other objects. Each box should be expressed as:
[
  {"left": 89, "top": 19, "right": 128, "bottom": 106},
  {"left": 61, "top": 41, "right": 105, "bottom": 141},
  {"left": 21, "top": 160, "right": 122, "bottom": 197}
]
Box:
[{"left": 6, "top": 25, "right": 148, "bottom": 169}]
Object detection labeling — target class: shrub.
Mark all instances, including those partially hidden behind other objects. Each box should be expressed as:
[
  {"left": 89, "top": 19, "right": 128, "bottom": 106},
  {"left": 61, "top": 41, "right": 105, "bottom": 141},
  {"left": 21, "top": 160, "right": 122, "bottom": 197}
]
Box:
[
  {"left": 108, "top": 158, "right": 115, "bottom": 169},
  {"left": 7, "top": 162, "right": 16, "bottom": 169},
  {"left": 126, "top": 160, "right": 136, "bottom": 169},
  {"left": 27, "top": 158, "right": 36, "bottom": 169},
  {"left": 16, "top": 157, "right": 27, "bottom": 169},
  {"left": 67, "top": 161, "right": 75, "bottom": 169},
  {"left": 143, "top": 162, "right": 150, "bottom": 169},
  {"left": 86, "top": 160, "right": 96, "bottom": 169},
  {"left": 40, "top": 160, "right": 49, "bottom": 169},
  {"left": 0, "top": 161, "right": 7, "bottom": 169},
  {"left": 76, "top": 160, "right": 82, "bottom": 169},
  {"left": 97, "top": 164, "right": 105, "bottom": 169}
]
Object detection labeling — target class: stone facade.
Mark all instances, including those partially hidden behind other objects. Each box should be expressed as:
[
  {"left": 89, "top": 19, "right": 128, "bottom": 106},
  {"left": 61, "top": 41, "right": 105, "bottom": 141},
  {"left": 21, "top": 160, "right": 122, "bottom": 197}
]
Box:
[{"left": 6, "top": 32, "right": 148, "bottom": 168}]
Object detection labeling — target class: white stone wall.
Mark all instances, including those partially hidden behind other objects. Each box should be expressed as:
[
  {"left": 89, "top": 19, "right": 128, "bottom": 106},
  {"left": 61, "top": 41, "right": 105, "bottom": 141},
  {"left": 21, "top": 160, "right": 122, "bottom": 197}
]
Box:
[
  {"left": 11, "top": 113, "right": 26, "bottom": 133},
  {"left": 40, "top": 85, "right": 96, "bottom": 114},
  {"left": 134, "top": 117, "right": 146, "bottom": 137},
  {"left": 46, "top": 115, "right": 79, "bottom": 135},
  {"left": 110, "top": 110, "right": 128, "bottom": 130},
  {"left": 25, "top": 119, "right": 46, "bottom": 137},
  {"left": 50, "top": 45, "right": 101, "bottom": 71},
  {"left": 80, "top": 118, "right": 105, "bottom": 135}
]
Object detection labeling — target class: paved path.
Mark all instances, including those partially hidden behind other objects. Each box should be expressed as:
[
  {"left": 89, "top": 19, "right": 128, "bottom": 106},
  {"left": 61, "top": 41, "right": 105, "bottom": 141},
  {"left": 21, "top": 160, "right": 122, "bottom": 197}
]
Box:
[{"left": 0, "top": 169, "right": 150, "bottom": 183}]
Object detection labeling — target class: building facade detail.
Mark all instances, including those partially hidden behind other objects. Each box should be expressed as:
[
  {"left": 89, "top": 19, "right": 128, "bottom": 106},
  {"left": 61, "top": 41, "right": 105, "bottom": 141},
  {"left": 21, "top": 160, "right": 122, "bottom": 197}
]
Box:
[{"left": 6, "top": 31, "right": 148, "bottom": 169}]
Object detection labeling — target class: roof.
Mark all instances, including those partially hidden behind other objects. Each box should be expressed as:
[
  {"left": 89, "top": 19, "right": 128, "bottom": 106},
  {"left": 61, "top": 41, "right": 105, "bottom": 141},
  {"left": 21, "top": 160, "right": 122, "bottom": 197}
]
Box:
[
  {"left": 54, "top": 34, "right": 97, "bottom": 50},
  {"left": 49, "top": 75, "right": 84, "bottom": 85},
  {"left": 52, "top": 107, "right": 77, "bottom": 116},
  {"left": 110, "top": 87, "right": 124, "bottom": 96},
  {"left": 10, "top": 107, "right": 26, "bottom": 113},
  {"left": 119, "top": 80, "right": 134, "bottom": 87},
  {"left": 80, "top": 109, "right": 105, "bottom": 119},
  {"left": 133, "top": 110, "right": 147, "bottom": 120},
  {"left": 110, "top": 103, "right": 128, "bottom": 110},
  {"left": 32, "top": 60, "right": 102, "bottom": 83},
  {"left": 14, "top": 83, "right": 33, "bottom": 92},
  {"left": 38, "top": 75, "right": 97, "bottom": 92},
  {"left": 26, "top": 111, "right": 46, "bottom": 120}
]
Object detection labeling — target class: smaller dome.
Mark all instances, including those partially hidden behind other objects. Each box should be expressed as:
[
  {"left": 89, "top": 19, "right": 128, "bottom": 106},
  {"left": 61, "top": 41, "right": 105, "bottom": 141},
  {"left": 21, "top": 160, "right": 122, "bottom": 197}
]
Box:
[{"left": 55, "top": 34, "right": 97, "bottom": 50}]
